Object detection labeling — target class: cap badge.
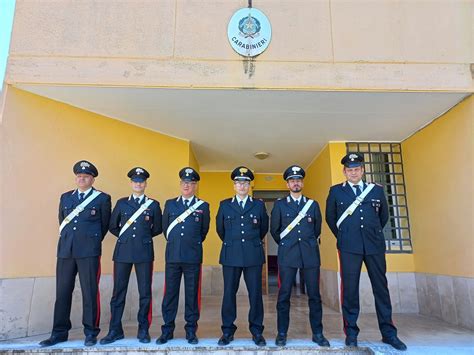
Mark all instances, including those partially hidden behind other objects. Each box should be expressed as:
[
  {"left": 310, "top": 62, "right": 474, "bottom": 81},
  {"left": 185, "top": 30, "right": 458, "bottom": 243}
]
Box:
[
  {"left": 80, "top": 161, "right": 90, "bottom": 170},
  {"left": 239, "top": 167, "right": 248, "bottom": 176},
  {"left": 185, "top": 168, "right": 193, "bottom": 176},
  {"left": 136, "top": 168, "right": 144, "bottom": 175},
  {"left": 292, "top": 166, "right": 301, "bottom": 174},
  {"left": 349, "top": 154, "right": 358, "bottom": 161}
]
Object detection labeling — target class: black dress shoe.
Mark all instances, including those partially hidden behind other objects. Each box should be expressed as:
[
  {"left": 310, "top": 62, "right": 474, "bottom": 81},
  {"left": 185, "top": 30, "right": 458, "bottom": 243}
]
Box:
[
  {"left": 137, "top": 329, "right": 151, "bottom": 343},
  {"left": 312, "top": 333, "right": 330, "bottom": 347},
  {"left": 39, "top": 334, "right": 68, "bottom": 347},
  {"left": 217, "top": 334, "right": 234, "bottom": 346},
  {"left": 275, "top": 333, "right": 287, "bottom": 346},
  {"left": 84, "top": 335, "right": 97, "bottom": 347},
  {"left": 156, "top": 333, "right": 173, "bottom": 344},
  {"left": 100, "top": 330, "right": 124, "bottom": 345},
  {"left": 382, "top": 336, "right": 407, "bottom": 351},
  {"left": 186, "top": 332, "right": 199, "bottom": 344},
  {"left": 252, "top": 334, "right": 266, "bottom": 346},
  {"left": 345, "top": 336, "right": 358, "bottom": 347}
]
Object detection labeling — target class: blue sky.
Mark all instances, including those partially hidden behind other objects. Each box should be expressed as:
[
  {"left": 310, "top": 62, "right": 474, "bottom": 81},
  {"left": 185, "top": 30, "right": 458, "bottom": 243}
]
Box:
[{"left": 0, "top": 0, "right": 16, "bottom": 90}]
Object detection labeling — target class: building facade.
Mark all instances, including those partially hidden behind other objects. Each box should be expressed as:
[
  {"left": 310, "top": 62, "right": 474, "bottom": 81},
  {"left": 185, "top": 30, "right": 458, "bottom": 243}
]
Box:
[{"left": 0, "top": 0, "right": 473, "bottom": 340}]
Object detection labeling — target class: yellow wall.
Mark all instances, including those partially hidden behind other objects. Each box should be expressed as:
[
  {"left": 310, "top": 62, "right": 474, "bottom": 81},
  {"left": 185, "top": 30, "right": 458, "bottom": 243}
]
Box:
[
  {"left": 0, "top": 87, "right": 194, "bottom": 278},
  {"left": 253, "top": 173, "right": 288, "bottom": 191},
  {"left": 304, "top": 145, "right": 339, "bottom": 271},
  {"left": 199, "top": 172, "right": 234, "bottom": 266},
  {"left": 188, "top": 145, "right": 199, "bottom": 172},
  {"left": 402, "top": 95, "right": 473, "bottom": 277}
]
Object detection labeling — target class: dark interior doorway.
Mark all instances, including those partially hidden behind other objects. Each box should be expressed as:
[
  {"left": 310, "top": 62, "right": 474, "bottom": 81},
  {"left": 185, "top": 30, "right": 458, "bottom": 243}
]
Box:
[{"left": 253, "top": 190, "right": 287, "bottom": 295}]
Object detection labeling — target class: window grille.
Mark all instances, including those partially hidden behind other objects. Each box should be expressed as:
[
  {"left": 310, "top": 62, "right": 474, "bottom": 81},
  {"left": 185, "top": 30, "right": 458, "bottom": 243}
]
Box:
[{"left": 346, "top": 143, "right": 413, "bottom": 253}]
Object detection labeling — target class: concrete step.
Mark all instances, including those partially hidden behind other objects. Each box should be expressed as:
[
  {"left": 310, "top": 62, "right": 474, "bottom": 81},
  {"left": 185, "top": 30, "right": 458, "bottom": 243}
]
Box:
[{"left": 0, "top": 338, "right": 373, "bottom": 354}]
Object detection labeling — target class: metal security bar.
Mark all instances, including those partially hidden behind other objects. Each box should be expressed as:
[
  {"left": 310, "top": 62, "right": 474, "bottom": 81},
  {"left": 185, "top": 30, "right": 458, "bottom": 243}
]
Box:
[{"left": 346, "top": 143, "right": 413, "bottom": 253}]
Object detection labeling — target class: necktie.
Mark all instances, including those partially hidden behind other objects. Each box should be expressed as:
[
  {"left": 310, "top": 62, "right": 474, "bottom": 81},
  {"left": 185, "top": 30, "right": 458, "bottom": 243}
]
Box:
[
  {"left": 79, "top": 192, "right": 85, "bottom": 201},
  {"left": 135, "top": 197, "right": 140, "bottom": 205},
  {"left": 296, "top": 199, "right": 300, "bottom": 207},
  {"left": 184, "top": 199, "right": 189, "bottom": 208},
  {"left": 354, "top": 185, "right": 362, "bottom": 197},
  {"left": 239, "top": 200, "right": 244, "bottom": 210}
]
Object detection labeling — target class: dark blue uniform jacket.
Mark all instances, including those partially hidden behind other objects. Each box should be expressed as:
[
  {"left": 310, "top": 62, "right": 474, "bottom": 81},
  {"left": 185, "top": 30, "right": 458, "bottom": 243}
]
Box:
[
  {"left": 216, "top": 196, "right": 269, "bottom": 267},
  {"left": 57, "top": 188, "right": 111, "bottom": 258},
  {"left": 326, "top": 182, "right": 389, "bottom": 255},
  {"left": 162, "top": 196, "right": 210, "bottom": 264},
  {"left": 270, "top": 195, "right": 322, "bottom": 268},
  {"left": 109, "top": 195, "right": 162, "bottom": 263}
]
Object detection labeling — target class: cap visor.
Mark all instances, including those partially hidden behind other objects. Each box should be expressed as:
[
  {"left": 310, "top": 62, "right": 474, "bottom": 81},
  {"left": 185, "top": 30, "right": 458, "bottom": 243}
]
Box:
[
  {"left": 286, "top": 175, "right": 303, "bottom": 180},
  {"left": 76, "top": 170, "right": 94, "bottom": 176}
]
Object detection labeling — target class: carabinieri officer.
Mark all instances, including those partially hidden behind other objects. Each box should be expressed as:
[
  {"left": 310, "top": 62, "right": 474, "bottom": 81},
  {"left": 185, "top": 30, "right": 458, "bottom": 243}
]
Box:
[
  {"left": 216, "top": 166, "right": 269, "bottom": 347},
  {"left": 157, "top": 167, "right": 210, "bottom": 345},
  {"left": 270, "top": 165, "right": 330, "bottom": 347},
  {"left": 40, "top": 160, "right": 111, "bottom": 347},
  {"left": 325, "top": 153, "right": 406, "bottom": 351},
  {"left": 100, "top": 167, "right": 162, "bottom": 345}
]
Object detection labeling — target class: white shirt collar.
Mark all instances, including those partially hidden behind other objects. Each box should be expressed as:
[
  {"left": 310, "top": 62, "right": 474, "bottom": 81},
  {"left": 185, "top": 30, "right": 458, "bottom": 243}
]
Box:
[
  {"left": 77, "top": 187, "right": 92, "bottom": 197},
  {"left": 236, "top": 195, "right": 249, "bottom": 205},
  {"left": 182, "top": 195, "right": 195, "bottom": 204},
  {"left": 348, "top": 181, "right": 364, "bottom": 188},
  {"left": 131, "top": 194, "right": 145, "bottom": 203},
  {"left": 291, "top": 195, "right": 302, "bottom": 204}
]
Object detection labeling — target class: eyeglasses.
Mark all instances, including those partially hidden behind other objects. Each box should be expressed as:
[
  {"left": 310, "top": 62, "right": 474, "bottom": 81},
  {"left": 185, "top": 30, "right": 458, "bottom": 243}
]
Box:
[
  {"left": 234, "top": 181, "right": 250, "bottom": 186},
  {"left": 180, "top": 181, "right": 197, "bottom": 186}
]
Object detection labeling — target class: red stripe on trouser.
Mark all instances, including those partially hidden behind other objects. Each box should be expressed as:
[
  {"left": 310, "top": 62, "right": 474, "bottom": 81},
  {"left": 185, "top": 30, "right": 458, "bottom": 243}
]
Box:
[
  {"left": 95, "top": 256, "right": 102, "bottom": 328},
  {"left": 148, "top": 263, "right": 154, "bottom": 326},
  {"left": 109, "top": 262, "right": 115, "bottom": 323},
  {"left": 163, "top": 269, "right": 167, "bottom": 297},
  {"left": 277, "top": 269, "right": 281, "bottom": 289},
  {"left": 196, "top": 265, "right": 202, "bottom": 332},
  {"left": 197, "top": 265, "right": 202, "bottom": 313},
  {"left": 337, "top": 250, "right": 347, "bottom": 335}
]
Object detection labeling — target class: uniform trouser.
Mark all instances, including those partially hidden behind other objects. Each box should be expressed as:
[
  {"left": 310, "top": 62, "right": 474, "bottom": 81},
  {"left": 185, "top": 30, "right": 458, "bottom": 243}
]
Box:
[
  {"left": 52, "top": 256, "right": 101, "bottom": 338},
  {"left": 221, "top": 265, "right": 264, "bottom": 336},
  {"left": 276, "top": 266, "right": 323, "bottom": 335},
  {"left": 338, "top": 251, "right": 397, "bottom": 338},
  {"left": 161, "top": 263, "right": 202, "bottom": 334},
  {"left": 108, "top": 261, "right": 154, "bottom": 334}
]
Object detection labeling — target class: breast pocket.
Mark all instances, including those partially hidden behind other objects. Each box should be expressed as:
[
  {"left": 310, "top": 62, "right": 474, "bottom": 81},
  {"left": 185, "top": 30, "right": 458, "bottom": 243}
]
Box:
[
  {"left": 283, "top": 212, "right": 297, "bottom": 224},
  {"left": 62, "top": 205, "right": 75, "bottom": 219},
  {"left": 142, "top": 209, "right": 152, "bottom": 224},
  {"left": 168, "top": 212, "right": 178, "bottom": 224},
  {"left": 192, "top": 212, "right": 202, "bottom": 224},
  {"left": 224, "top": 215, "right": 234, "bottom": 228},
  {"left": 85, "top": 206, "right": 99, "bottom": 218},
  {"left": 337, "top": 201, "right": 348, "bottom": 214},
  {"left": 251, "top": 216, "right": 260, "bottom": 229}
]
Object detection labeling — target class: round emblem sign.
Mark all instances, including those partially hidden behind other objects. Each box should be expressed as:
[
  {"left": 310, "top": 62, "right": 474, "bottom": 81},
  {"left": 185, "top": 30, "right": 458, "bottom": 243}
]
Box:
[{"left": 227, "top": 7, "right": 272, "bottom": 57}]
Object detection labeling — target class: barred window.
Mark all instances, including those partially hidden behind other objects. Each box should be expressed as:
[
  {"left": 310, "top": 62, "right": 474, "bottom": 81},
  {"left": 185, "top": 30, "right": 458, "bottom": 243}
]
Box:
[{"left": 346, "top": 143, "right": 413, "bottom": 253}]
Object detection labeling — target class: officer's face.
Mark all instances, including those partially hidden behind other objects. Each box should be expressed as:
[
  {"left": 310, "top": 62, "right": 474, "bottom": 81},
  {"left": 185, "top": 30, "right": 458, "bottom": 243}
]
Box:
[
  {"left": 75, "top": 174, "right": 94, "bottom": 191},
  {"left": 131, "top": 180, "right": 147, "bottom": 194},
  {"left": 343, "top": 166, "right": 364, "bottom": 184},
  {"left": 234, "top": 180, "right": 250, "bottom": 197},
  {"left": 180, "top": 180, "right": 197, "bottom": 198},
  {"left": 287, "top": 178, "right": 303, "bottom": 193}
]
